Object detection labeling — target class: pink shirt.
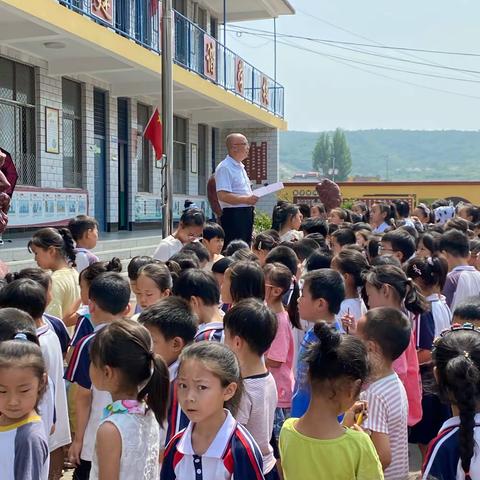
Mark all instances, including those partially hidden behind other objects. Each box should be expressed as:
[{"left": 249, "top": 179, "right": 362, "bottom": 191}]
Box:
[{"left": 266, "top": 311, "right": 295, "bottom": 408}]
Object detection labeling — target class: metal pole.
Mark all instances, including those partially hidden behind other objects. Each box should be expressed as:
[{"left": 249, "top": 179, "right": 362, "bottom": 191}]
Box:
[
  {"left": 162, "top": 0, "right": 174, "bottom": 237},
  {"left": 223, "top": 0, "right": 227, "bottom": 87},
  {"left": 273, "top": 17, "right": 277, "bottom": 114}
]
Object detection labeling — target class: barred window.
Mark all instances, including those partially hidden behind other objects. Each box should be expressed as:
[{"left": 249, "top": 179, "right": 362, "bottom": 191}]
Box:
[
  {"left": 0, "top": 57, "right": 36, "bottom": 186},
  {"left": 173, "top": 116, "right": 187, "bottom": 194},
  {"left": 62, "top": 79, "right": 82, "bottom": 188},
  {"left": 198, "top": 124, "right": 208, "bottom": 196},
  {"left": 137, "top": 103, "right": 151, "bottom": 193}
]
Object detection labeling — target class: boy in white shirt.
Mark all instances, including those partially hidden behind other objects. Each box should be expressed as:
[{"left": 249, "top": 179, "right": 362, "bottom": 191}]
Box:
[{"left": 224, "top": 298, "right": 279, "bottom": 479}]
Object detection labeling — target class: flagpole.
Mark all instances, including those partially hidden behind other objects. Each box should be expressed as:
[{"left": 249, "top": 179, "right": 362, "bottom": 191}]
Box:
[{"left": 162, "top": 0, "right": 174, "bottom": 237}]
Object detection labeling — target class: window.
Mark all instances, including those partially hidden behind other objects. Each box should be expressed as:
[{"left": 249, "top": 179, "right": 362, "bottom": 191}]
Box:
[
  {"left": 173, "top": 0, "right": 185, "bottom": 14},
  {"left": 197, "top": 6, "right": 207, "bottom": 30},
  {"left": 0, "top": 57, "right": 36, "bottom": 185},
  {"left": 62, "top": 79, "right": 82, "bottom": 188},
  {"left": 210, "top": 17, "right": 218, "bottom": 38},
  {"left": 137, "top": 103, "right": 151, "bottom": 192},
  {"left": 198, "top": 124, "right": 208, "bottom": 195},
  {"left": 173, "top": 116, "right": 187, "bottom": 194}
]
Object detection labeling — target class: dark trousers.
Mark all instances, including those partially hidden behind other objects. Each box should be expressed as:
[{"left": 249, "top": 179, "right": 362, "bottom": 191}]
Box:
[
  {"left": 220, "top": 206, "right": 255, "bottom": 248},
  {"left": 73, "top": 460, "right": 91, "bottom": 480}
]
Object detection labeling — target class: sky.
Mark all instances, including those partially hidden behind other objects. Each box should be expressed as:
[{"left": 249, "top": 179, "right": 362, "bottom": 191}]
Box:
[{"left": 227, "top": 0, "right": 480, "bottom": 132}]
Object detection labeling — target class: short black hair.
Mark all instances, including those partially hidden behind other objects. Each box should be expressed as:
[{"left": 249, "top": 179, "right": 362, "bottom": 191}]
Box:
[
  {"left": 0, "top": 279, "right": 46, "bottom": 320},
  {"left": 300, "top": 217, "right": 328, "bottom": 237},
  {"left": 224, "top": 299, "right": 277, "bottom": 356},
  {"left": 393, "top": 200, "right": 410, "bottom": 219},
  {"left": 453, "top": 297, "right": 480, "bottom": 322},
  {"left": 203, "top": 222, "right": 225, "bottom": 240},
  {"left": 361, "top": 307, "right": 411, "bottom": 361},
  {"left": 182, "top": 242, "right": 210, "bottom": 264},
  {"left": 224, "top": 239, "right": 249, "bottom": 257},
  {"left": 138, "top": 297, "right": 197, "bottom": 343},
  {"left": 305, "top": 250, "right": 332, "bottom": 271},
  {"left": 228, "top": 261, "right": 265, "bottom": 302},
  {"left": 382, "top": 229, "right": 416, "bottom": 262},
  {"left": 211, "top": 256, "right": 234, "bottom": 274},
  {"left": 439, "top": 229, "right": 470, "bottom": 258},
  {"left": 302, "top": 269, "right": 345, "bottom": 314},
  {"left": 265, "top": 246, "right": 298, "bottom": 277},
  {"left": 89, "top": 272, "right": 131, "bottom": 315},
  {"left": 291, "top": 238, "right": 319, "bottom": 262},
  {"left": 169, "top": 251, "right": 200, "bottom": 270},
  {"left": 0, "top": 307, "right": 38, "bottom": 344},
  {"left": 173, "top": 269, "right": 220, "bottom": 306},
  {"left": 128, "top": 256, "right": 160, "bottom": 281},
  {"left": 331, "top": 228, "right": 356, "bottom": 248},
  {"left": 68, "top": 215, "right": 99, "bottom": 241},
  {"left": 180, "top": 208, "right": 205, "bottom": 227}
]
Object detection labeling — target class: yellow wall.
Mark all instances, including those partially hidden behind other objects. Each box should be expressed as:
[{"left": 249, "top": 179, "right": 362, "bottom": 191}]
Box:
[{"left": 279, "top": 182, "right": 480, "bottom": 206}]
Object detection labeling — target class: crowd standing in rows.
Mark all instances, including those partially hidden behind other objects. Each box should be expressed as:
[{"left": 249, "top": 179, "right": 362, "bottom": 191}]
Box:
[{"left": 1, "top": 191, "right": 480, "bottom": 479}]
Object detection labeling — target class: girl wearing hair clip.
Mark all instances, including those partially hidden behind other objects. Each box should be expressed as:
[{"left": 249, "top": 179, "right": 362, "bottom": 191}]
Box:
[
  {"left": 88, "top": 319, "right": 170, "bottom": 479},
  {"left": 423, "top": 324, "right": 480, "bottom": 480}
]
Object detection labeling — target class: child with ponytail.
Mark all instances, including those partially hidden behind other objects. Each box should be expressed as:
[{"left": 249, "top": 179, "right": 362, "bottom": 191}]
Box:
[
  {"left": 370, "top": 202, "right": 395, "bottom": 234},
  {"left": 28, "top": 227, "right": 80, "bottom": 323},
  {"left": 89, "top": 319, "right": 170, "bottom": 479},
  {"left": 363, "top": 264, "right": 427, "bottom": 427},
  {"left": 423, "top": 325, "right": 480, "bottom": 480},
  {"left": 406, "top": 256, "right": 452, "bottom": 457}
]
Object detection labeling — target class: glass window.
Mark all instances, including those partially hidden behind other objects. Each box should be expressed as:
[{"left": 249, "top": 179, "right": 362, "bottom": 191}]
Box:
[
  {"left": 0, "top": 57, "right": 36, "bottom": 185},
  {"left": 137, "top": 103, "right": 151, "bottom": 193},
  {"left": 62, "top": 79, "right": 82, "bottom": 188},
  {"left": 173, "top": 115, "right": 187, "bottom": 194},
  {"left": 198, "top": 124, "right": 207, "bottom": 195},
  {"left": 173, "top": 0, "right": 185, "bottom": 14},
  {"left": 198, "top": 7, "right": 207, "bottom": 30}
]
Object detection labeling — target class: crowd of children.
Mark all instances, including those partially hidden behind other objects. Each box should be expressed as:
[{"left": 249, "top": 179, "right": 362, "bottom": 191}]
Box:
[{"left": 0, "top": 198, "right": 480, "bottom": 479}]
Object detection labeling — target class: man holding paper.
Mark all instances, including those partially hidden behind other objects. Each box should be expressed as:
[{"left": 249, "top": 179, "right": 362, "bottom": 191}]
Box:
[{"left": 215, "top": 133, "right": 258, "bottom": 247}]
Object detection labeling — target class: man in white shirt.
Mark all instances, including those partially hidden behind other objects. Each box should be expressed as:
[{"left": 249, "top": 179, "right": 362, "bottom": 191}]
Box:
[{"left": 215, "top": 133, "right": 258, "bottom": 247}]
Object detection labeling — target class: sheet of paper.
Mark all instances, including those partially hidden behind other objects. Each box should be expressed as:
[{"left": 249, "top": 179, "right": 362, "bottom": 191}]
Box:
[{"left": 252, "top": 182, "right": 284, "bottom": 198}]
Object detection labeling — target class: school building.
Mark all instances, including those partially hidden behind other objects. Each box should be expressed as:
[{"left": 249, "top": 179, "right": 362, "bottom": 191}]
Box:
[{"left": 0, "top": 0, "right": 292, "bottom": 231}]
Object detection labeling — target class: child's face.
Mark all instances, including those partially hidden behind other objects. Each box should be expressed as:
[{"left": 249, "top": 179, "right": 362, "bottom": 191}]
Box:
[
  {"left": 264, "top": 274, "right": 282, "bottom": 305},
  {"left": 220, "top": 269, "right": 233, "bottom": 304},
  {"left": 82, "top": 227, "right": 99, "bottom": 249},
  {"left": 177, "top": 359, "right": 237, "bottom": 424},
  {"left": 203, "top": 237, "right": 224, "bottom": 256},
  {"left": 291, "top": 211, "right": 303, "bottom": 231},
  {"left": 0, "top": 367, "right": 44, "bottom": 422},
  {"left": 328, "top": 211, "right": 342, "bottom": 226},
  {"left": 252, "top": 248, "right": 268, "bottom": 266},
  {"left": 144, "top": 325, "right": 179, "bottom": 366},
  {"left": 177, "top": 224, "right": 204, "bottom": 244},
  {"left": 370, "top": 205, "right": 385, "bottom": 226},
  {"left": 30, "top": 245, "right": 55, "bottom": 270},
  {"left": 298, "top": 282, "right": 324, "bottom": 321},
  {"left": 136, "top": 274, "right": 170, "bottom": 310},
  {"left": 331, "top": 238, "right": 342, "bottom": 256},
  {"left": 365, "top": 282, "right": 387, "bottom": 309}
]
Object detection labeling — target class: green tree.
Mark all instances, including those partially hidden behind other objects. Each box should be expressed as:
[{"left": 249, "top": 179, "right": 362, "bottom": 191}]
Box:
[
  {"left": 332, "top": 128, "right": 352, "bottom": 181},
  {"left": 312, "top": 132, "right": 331, "bottom": 175}
]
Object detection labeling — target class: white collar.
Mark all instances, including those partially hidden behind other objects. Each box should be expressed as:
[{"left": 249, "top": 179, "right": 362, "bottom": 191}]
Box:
[
  {"left": 93, "top": 322, "right": 108, "bottom": 332},
  {"left": 440, "top": 413, "right": 480, "bottom": 432},
  {"left": 226, "top": 155, "right": 245, "bottom": 169},
  {"left": 168, "top": 359, "right": 180, "bottom": 381},
  {"left": 177, "top": 409, "right": 237, "bottom": 458},
  {"left": 451, "top": 265, "right": 477, "bottom": 272},
  {"left": 197, "top": 322, "right": 224, "bottom": 333}
]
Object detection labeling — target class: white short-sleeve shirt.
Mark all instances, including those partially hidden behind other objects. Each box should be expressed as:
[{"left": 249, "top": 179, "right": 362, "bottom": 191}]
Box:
[{"left": 215, "top": 156, "right": 252, "bottom": 209}]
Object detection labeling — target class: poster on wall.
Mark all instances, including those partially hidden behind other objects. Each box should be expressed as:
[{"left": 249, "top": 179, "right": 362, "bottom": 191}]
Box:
[
  {"left": 8, "top": 187, "right": 88, "bottom": 227},
  {"left": 45, "top": 107, "right": 59, "bottom": 154},
  {"left": 135, "top": 194, "right": 163, "bottom": 222}
]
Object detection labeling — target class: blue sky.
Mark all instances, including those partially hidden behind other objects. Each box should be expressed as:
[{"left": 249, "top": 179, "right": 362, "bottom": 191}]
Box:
[{"left": 227, "top": 0, "right": 480, "bottom": 131}]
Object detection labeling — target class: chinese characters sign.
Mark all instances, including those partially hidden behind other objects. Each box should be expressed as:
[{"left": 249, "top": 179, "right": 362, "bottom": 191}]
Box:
[
  {"left": 204, "top": 35, "right": 216, "bottom": 81},
  {"left": 245, "top": 142, "right": 268, "bottom": 185},
  {"left": 91, "top": 0, "right": 114, "bottom": 25}
]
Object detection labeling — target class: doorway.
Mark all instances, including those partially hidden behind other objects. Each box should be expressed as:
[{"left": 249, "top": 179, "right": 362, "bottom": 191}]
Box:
[
  {"left": 93, "top": 90, "right": 107, "bottom": 231},
  {"left": 117, "top": 98, "right": 129, "bottom": 230}
]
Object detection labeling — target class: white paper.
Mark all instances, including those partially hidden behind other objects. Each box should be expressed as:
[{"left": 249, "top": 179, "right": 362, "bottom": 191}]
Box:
[{"left": 252, "top": 182, "right": 284, "bottom": 198}]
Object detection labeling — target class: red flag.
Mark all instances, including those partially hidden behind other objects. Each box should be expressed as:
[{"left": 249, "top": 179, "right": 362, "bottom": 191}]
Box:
[
  {"left": 150, "top": 0, "right": 158, "bottom": 16},
  {"left": 144, "top": 108, "right": 163, "bottom": 160}
]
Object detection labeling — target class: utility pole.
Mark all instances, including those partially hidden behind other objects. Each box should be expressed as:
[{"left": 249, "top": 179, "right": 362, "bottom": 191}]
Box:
[{"left": 162, "top": 0, "right": 174, "bottom": 237}]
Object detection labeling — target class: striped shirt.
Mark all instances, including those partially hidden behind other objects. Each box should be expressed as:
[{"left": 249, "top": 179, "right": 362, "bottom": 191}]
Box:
[
  {"left": 443, "top": 265, "right": 480, "bottom": 310},
  {"left": 423, "top": 414, "right": 480, "bottom": 480},
  {"left": 360, "top": 373, "right": 409, "bottom": 480},
  {"left": 194, "top": 322, "right": 225, "bottom": 343}
]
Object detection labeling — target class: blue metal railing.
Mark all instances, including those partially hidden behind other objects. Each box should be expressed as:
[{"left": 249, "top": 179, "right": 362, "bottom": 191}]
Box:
[{"left": 58, "top": 0, "right": 285, "bottom": 117}]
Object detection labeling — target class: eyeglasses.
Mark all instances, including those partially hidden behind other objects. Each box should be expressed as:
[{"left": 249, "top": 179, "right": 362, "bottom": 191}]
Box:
[
  {"left": 232, "top": 142, "right": 249, "bottom": 147},
  {"left": 378, "top": 245, "right": 395, "bottom": 253}
]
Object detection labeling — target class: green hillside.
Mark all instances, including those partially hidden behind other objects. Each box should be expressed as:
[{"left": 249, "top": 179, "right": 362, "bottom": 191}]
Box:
[{"left": 279, "top": 130, "right": 480, "bottom": 181}]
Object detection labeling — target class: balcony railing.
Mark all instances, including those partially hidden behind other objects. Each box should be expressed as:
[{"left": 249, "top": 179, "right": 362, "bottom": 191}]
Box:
[{"left": 58, "top": 0, "right": 285, "bottom": 118}]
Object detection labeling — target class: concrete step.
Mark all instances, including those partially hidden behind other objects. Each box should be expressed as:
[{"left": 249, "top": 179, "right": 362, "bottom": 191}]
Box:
[{"left": 4, "top": 234, "right": 161, "bottom": 271}]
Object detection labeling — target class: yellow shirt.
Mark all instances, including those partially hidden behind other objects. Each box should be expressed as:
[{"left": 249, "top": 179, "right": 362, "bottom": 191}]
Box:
[
  {"left": 46, "top": 267, "right": 80, "bottom": 321},
  {"left": 279, "top": 418, "right": 384, "bottom": 480}
]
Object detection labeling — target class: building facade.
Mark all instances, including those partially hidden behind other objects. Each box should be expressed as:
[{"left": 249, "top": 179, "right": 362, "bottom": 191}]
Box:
[{"left": 0, "top": 0, "right": 292, "bottom": 231}]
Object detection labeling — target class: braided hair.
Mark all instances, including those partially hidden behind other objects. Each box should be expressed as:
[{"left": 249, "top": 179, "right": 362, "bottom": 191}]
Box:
[
  {"left": 28, "top": 227, "right": 77, "bottom": 267},
  {"left": 433, "top": 327, "right": 480, "bottom": 480}
]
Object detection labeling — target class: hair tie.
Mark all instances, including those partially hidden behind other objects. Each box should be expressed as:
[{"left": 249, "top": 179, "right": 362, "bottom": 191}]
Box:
[
  {"left": 14, "top": 333, "right": 28, "bottom": 341},
  {"left": 412, "top": 265, "right": 422, "bottom": 276},
  {"left": 464, "top": 351, "right": 470, "bottom": 359},
  {"left": 258, "top": 241, "right": 263, "bottom": 250},
  {"left": 427, "top": 256, "right": 434, "bottom": 266}
]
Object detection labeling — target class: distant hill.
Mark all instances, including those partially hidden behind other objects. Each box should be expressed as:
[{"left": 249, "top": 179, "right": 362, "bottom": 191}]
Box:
[{"left": 279, "top": 130, "right": 480, "bottom": 181}]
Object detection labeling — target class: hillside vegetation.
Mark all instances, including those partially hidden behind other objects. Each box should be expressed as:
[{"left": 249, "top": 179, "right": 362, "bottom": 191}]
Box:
[{"left": 279, "top": 130, "right": 480, "bottom": 181}]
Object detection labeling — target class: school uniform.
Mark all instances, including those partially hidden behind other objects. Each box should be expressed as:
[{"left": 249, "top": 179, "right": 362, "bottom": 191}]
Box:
[
  {"left": 161, "top": 409, "right": 265, "bottom": 480},
  {"left": 443, "top": 265, "right": 480, "bottom": 310},
  {"left": 70, "top": 308, "right": 94, "bottom": 348},
  {"left": 43, "top": 313, "right": 70, "bottom": 355},
  {"left": 423, "top": 413, "right": 480, "bottom": 480},
  {"left": 165, "top": 360, "right": 189, "bottom": 447},
  {"left": 194, "top": 322, "right": 225, "bottom": 343}
]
